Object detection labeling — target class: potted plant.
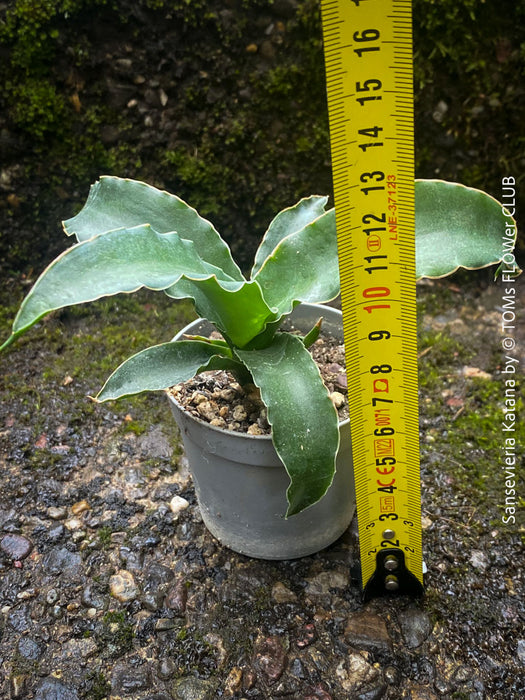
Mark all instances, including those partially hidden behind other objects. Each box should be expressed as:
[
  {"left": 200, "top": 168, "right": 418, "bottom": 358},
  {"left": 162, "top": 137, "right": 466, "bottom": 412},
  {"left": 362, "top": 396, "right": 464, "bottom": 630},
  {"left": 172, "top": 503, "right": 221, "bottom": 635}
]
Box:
[{"left": 1, "top": 177, "right": 517, "bottom": 558}]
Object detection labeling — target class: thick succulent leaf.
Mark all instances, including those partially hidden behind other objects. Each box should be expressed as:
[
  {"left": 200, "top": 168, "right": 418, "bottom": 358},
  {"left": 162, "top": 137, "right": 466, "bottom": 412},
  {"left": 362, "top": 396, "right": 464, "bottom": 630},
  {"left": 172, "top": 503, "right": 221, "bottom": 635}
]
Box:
[
  {"left": 415, "top": 179, "right": 517, "bottom": 278},
  {"left": 97, "top": 340, "right": 242, "bottom": 401},
  {"left": 2, "top": 225, "right": 225, "bottom": 347},
  {"left": 251, "top": 195, "right": 329, "bottom": 277},
  {"left": 165, "top": 277, "right": 278, "bottom": 348},
  {"left": 237, "top": 333, "right": 339, "bottom": 516},
  {"left": 63, "top": 176, "right": 244, "bottom": 281},
  {"left": 253, "top": 209, "right": 339, "bottom": 316}
]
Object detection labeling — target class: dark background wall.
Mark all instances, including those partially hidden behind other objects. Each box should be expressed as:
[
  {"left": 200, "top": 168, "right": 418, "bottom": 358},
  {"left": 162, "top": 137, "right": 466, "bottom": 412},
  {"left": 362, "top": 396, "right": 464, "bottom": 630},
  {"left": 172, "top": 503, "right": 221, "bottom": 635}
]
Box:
[{"left": 0, "top": 0, "right": 523, "bottom": 276}]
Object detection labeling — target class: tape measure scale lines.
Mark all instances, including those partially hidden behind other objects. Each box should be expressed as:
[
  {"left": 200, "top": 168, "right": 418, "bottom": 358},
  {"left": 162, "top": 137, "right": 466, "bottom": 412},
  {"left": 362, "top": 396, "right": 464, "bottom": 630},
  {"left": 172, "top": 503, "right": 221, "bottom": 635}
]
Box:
[{"left": 321, "top": 0, "right": 424, "bottom": 598}]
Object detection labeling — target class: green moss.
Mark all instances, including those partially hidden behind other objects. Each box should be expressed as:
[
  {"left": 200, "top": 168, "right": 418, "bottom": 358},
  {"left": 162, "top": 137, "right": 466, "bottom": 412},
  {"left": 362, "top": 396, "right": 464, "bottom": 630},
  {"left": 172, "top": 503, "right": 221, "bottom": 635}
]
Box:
[
  {"left": 121, "top": 419, "right": 147, "bottom": 435},
  {"left": 99, "top": 610, "right": 134, "bottom": 655},
  {"left": 5, "top": 79, "right": 68, "bottom": 139},
  {"left": 86, "top": 671, "right": 111, "bottom": 700},
  {"left": 28, "top": 450, "right": 65, "bottom": 470},
  {"left": 97, "top": 526, "right": 113, "bottom": 549}
]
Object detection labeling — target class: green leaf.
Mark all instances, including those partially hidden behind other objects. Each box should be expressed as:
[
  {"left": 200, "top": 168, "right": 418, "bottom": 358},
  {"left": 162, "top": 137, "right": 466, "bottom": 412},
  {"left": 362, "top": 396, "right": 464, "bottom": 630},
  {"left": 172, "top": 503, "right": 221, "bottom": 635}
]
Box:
[
  {"left": 251, "top": 195, "right": 329, "bottom": 277},
  {"left": 96, "top": 340, "right": 242, "bottom": 401},
  {"left": 301, "top": 318, "right": 322, "bottom": 349},
  {"left": 181, "top": 335, "right": 231, "bottom": 349},
  {"left": 3, "top": 225, "right": 227, "bottom": 346},
  {"left": 237, "top": 334, "right": 339, "bottom": 516},
  {"left": 64, "top": 176, "right": 244, "bottom": 282},
  {"left": 415, "top": 179, "right": 517, "bottom": 278},
  {"left": 253, "top": 208, "right": 339, "bottom": 316},
  {"left": 165, "top": 277, "right": 279, "bottom": 348}
]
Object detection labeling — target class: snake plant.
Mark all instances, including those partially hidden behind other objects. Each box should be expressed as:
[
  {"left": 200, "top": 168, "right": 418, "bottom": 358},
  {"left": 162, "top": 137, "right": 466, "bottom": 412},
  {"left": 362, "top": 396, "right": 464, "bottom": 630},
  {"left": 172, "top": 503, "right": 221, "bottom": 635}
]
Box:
[{"left": 1, "top": 177, "right": 517, "bottom": 515}]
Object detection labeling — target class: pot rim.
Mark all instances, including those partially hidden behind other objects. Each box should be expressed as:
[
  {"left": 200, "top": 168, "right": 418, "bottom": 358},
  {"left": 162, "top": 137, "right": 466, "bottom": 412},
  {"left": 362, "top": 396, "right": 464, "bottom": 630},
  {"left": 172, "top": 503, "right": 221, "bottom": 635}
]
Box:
[{"left": 166, "top": 301, "right": 349, "bottom": 441}]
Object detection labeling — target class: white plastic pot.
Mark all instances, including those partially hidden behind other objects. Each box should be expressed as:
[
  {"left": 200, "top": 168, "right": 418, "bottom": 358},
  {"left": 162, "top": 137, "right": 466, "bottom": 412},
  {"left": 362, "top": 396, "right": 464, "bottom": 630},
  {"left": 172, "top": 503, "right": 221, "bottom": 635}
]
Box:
[{"left": 167, "top": 303, "right": 355, "bottom": 559}]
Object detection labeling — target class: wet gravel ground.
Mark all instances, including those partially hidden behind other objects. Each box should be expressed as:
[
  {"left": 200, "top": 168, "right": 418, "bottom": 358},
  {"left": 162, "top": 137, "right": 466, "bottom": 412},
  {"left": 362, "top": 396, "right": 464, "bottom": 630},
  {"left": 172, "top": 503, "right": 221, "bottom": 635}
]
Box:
[{"left": 0, "top": 278, "right": 524, "bottom": 699}]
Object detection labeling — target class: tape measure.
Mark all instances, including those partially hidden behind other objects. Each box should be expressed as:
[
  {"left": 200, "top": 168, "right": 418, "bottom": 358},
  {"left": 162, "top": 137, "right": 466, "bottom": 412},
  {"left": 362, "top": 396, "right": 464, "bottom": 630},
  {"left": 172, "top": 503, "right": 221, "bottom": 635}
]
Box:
[{"left": 321, "top": 0, "right": 424, "bottom": 598}]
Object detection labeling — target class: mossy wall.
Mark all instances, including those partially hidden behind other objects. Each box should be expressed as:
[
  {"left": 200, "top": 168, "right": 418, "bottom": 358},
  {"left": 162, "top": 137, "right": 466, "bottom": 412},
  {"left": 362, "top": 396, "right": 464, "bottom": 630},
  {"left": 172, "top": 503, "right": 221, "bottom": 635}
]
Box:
[{"left": 0, "top": 0, "right": 523, "bottom": 274}]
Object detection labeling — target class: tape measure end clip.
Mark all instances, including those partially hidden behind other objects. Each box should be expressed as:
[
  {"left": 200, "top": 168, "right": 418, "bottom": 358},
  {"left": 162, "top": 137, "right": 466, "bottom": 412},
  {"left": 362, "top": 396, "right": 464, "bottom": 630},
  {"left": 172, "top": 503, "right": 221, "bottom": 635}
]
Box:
[{"left": 363, "top": 549, "right": 424, "bottom": 601}]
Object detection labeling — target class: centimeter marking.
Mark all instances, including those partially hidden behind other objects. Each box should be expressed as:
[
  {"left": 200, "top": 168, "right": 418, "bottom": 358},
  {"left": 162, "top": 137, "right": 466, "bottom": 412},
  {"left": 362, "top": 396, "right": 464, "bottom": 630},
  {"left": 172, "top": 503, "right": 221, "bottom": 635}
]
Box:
[{"left": 321, "top": 0, "right": 423, "bottom": 597}]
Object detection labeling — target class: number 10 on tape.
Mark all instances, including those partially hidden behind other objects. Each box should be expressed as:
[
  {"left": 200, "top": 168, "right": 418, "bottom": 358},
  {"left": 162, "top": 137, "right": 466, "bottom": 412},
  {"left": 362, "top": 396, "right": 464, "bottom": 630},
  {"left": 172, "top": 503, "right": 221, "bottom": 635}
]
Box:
[{"left": 321, "top": 0, "right": 424, "bottom": 597}]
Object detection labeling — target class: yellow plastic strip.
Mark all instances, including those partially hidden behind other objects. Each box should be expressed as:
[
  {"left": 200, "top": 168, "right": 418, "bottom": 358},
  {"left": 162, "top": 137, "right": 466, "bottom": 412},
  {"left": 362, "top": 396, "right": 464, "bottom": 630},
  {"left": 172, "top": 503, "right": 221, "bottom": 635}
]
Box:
[{"left": 321, "top": 0, "right": 423, "bottom": 596}]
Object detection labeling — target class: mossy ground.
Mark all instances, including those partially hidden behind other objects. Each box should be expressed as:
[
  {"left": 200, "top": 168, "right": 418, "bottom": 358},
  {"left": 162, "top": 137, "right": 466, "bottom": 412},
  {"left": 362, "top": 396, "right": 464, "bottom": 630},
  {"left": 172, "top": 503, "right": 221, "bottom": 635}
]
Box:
[
  {"left": 417, "top": 278, "right": 524, "bottom": 521},
  {"left": 0, "top": 279, "right": 196, "bottom": 443}
]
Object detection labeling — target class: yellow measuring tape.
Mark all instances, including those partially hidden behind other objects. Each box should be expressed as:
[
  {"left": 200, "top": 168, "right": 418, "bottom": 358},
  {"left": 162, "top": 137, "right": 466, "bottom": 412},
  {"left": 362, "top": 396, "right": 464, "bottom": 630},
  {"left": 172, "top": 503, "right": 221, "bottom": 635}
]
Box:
[{"left": 321, "top": 0, "right": 424, "bottom": 597}]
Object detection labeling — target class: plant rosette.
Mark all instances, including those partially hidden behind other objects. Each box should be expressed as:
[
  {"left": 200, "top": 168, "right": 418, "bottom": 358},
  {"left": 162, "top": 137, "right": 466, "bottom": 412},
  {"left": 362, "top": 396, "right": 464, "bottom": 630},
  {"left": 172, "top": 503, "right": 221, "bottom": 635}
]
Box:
[{"left": 1, "top": 177, "right": 517, "bottom": 558}]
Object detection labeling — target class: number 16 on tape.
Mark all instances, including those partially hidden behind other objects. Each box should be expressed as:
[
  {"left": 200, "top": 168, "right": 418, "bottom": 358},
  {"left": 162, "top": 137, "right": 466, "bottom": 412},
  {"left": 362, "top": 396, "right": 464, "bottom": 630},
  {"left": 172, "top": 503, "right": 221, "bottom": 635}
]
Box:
[{"left": 321, "top": 0, "right": 425, "bottom": 598}]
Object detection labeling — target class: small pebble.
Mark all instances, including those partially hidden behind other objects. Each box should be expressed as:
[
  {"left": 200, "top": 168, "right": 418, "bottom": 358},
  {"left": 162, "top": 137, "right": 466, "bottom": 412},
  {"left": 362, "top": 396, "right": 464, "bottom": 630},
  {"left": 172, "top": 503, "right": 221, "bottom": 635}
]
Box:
[
  {"left": 34, "top": 677, "right": 80, "bottom": 700},
  {"left": 305, "top": 570, "right": 349, "bottom": 595},
  {"left": 253, "top": 635, "right": 287, "bottom": 682},
  {"left": 271, "top": 582, "right": 297, "bottom": 603},
  {"left": 329, "top": 391, "right": 345, "bottom": 409},
  {"left": 171, "top": 676, "right": 218, "bottom": 699},
  {"left": 47, "top": 506, "right": 67, "bottom": 520},
  {"left": 517, "top": 639, "right": 525, "bottom": 666},
  {"left": 335, "top": 373, "right": 347, "bottom": 390},
  {"left": 64, "top": 517, "right": 83, "bottom": 531},
  {"left": 219, "top": 388, "right": 237, "bottom": 401},
  {"left": 158, "top": 657, "right": 176, "bottom": 680},
  {"left": 197, "top": 400, "right": 219, "bottom": 421},
  {"left": 71, "top": 530, "right": 86, "bottom": 543},
  {"left": 224, "top": 666, "right": 243, "bottom": 696},
  {"left": 344, "top": 611, "right": 393, "bottom": 653},
  {"left": 17, "top": 636, "right": 42, "bottom": 661},
  {"left": 165, "top": 580, "right": 188, "bottom": 615},
  {"left": 155, "top": 618, "right": 178, "bottom": 631},
  {"left": 232, "top": 405, "right": 247, "bottom": 421},
  {"left": 71, "top": 499, "right": 90, "bottom": 515},
  {"left": 398, "top": 608, "right": 432, "bottom": 648},
  {"left": 210, "top": 417, "right": 227, "bottom": 428},
  {"left": 110, "top": 570, "right": 139, "bottom": 602},
  {"left": 170, "top": 495, "right": 190, "bottom": 517},
  {"left": 46, "top": 589, "right": 59, "bottom": 604},
  {"left": 469, "top": 550, "right": 489, "bottom": 571},
  {"left": 296, "top": 622, "right": 317, "bottom": 648},
  {"left": 0, "top": 534, "right": 33, "bottom": 561}
]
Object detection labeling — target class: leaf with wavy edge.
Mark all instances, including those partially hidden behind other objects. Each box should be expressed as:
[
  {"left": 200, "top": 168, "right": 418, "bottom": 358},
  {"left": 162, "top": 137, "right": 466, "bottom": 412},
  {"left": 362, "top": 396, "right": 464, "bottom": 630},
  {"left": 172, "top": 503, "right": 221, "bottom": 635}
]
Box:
[
  {"left": 237, "top": 333, "right": 339, "bottom": 516},
  {"left": 165, "top": 277, "right": 278, "bottom": 348},
  {"left": 251, "top": 195, "right": 329, "bottom": 277},
  {"left": 415, "top": 179, "right": 518, "bottom": 279},
  {"left": 1, "top": 225, "right": 228, "bottom": 349},
  {"left": 253, "top": 208, "right": 339, "bottom": 317},
  {"left": 2, "top": 226, "right": 278, "bottom": 352},
  {"left": 96, "top": 340, "right": 242, "bottom": 401},
  {"left": 63, "top": 176, "right": 244, "bottom": 282}
]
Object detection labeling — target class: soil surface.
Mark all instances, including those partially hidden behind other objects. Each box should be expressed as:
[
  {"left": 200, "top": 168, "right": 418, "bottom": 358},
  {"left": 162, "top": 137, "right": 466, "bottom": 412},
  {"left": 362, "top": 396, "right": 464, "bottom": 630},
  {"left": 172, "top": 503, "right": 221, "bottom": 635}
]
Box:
[
  {"left": 0, "top": 274, "right": 524, "bottom": 699},
  {"left": 170, "top": 329, "right": 349, "bottom": 435}
]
